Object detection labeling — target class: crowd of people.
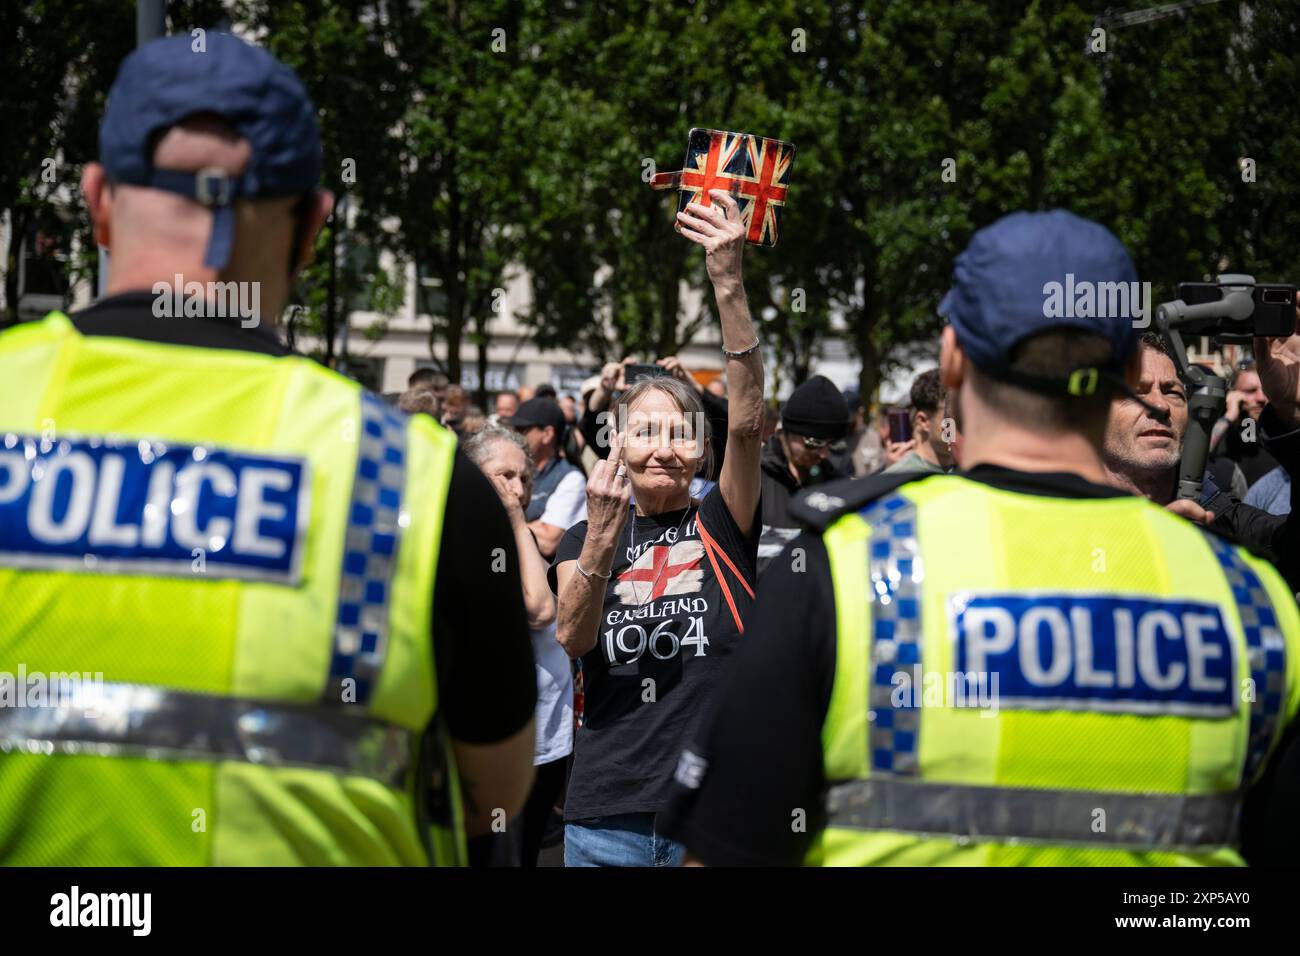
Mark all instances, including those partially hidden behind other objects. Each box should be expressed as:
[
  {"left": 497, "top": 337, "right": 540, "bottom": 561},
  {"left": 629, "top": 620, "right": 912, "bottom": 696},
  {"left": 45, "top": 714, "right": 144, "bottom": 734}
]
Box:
[
  {"left": 7, "top": 32, "right": 1300, "bottom": 871},
  {"left": 400, "top": 327, "right": 1300, "bottom": 600},
  {"left": 388, "top": 241, "right": 1300, "bottom": 867}
]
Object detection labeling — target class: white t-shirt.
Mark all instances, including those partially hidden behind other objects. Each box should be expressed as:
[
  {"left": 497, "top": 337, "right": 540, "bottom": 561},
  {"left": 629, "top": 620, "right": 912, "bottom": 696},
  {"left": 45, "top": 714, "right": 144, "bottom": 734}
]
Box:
[
  {"left": 539, "top": 468, "right": 587, "bottom": 530},
  {"left": 531, "top": 622, "right": 574, "bottom": 765}
]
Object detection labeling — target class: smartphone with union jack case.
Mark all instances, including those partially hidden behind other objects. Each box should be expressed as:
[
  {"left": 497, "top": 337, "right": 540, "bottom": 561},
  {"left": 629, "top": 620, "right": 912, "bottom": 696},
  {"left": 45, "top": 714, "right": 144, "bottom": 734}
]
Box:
[{"left": 652, "top": 127, "right": 795, "bottom": 248}]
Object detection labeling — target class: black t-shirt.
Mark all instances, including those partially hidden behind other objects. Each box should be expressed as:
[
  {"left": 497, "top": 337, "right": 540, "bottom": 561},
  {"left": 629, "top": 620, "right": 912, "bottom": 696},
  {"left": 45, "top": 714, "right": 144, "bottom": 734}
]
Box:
[
  {"left": 550, "top": 488, "right": 759, "bottom": 820},
  {"left": 66, "top": 293, "right": 536, "bottom": 745}
]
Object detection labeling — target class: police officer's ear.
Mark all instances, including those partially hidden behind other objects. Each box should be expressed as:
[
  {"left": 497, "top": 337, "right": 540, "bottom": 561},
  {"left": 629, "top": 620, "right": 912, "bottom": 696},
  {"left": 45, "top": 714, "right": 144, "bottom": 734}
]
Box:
[
  {"left": 939, "top": 326, "right": 966, "bottom": 392},
  {"left": 289, "top": 189, "right": 335, "bottom": 278},
  {"left": 82, "top": 163, "right": 113, "bottom": 249}
]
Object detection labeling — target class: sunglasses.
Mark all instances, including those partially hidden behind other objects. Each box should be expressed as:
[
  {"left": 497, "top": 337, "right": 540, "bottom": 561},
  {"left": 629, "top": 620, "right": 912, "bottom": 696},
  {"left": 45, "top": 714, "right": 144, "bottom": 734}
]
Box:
[{"left": 793, "top": 434, "right": 832, "bottom": 450}]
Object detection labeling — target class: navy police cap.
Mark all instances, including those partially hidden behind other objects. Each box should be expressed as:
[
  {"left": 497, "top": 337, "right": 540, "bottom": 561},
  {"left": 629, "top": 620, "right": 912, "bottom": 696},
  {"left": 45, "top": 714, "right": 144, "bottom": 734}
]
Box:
[
  {"left": 99, "top": 32, "right": 322, "bottom": 270},
  {"left": 939, "top": 209, "right": 1142, "bottom": 393}
]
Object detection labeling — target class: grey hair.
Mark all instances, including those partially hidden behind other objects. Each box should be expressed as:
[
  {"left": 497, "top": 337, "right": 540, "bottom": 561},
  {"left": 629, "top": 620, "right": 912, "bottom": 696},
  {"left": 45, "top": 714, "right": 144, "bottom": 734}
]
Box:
[
  {"left": 397, "top": 387, "right": 439, "bottom": 417},
  {"left": 461, "top": 424, "right": 534, "bottom": 477},
  {"left": 611, "top": 376, "right": 714, "bottom": 479}
]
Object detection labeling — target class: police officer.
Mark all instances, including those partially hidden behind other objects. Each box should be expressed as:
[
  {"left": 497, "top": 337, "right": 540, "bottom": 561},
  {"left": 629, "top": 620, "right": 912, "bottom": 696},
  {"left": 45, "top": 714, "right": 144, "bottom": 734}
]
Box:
[
  {"left": 0, "top": 34, "right": 536, "bottom": 865},
  {"left": 662, "top": 210, "right": 1300, "bottom": 866}
]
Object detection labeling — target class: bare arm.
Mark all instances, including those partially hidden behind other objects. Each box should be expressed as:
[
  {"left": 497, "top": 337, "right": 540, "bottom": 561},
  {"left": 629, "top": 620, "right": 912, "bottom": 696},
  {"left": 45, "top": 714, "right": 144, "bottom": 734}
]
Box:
[
  {"left": 487, "top": 473, "right": 557, "bottom": 627},
  {"left": 1210, "top": 412, "right": 1233, "bottom": 452},
  {"left": 514, "top": 518, "right": 555, "bottom": 629},
  {"left": 677, "top": 189, "right": 764, "bottom": 535},
  {"left": 451, "top": 723, "right": 536, "bottom": 836},
  {"left": 527, "top": 519, "right": 566, "bottom": 562},
  {"left": 588, "top": 359, "right": 633, "bottom": 416},
  {"left": 556, "top": 551, "right": 609, "bottom": 658},
  {"left": 556, "top": 434, "right": 630, "bottom": 658}
]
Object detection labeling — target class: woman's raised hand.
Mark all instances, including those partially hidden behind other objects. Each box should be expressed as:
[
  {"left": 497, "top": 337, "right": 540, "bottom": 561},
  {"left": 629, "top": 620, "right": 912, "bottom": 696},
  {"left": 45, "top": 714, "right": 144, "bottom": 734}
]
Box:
[
  {"left": 585, "top": 426, "right": 631, "bottom": 546},
  {"left": 676, "top": 188, "right": 746, "bottom": 289}
]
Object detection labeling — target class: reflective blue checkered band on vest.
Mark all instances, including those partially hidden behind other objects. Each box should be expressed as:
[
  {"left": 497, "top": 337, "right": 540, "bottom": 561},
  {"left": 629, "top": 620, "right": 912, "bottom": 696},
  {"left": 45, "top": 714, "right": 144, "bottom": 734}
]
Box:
[
  {"left": 860, "top": 494, "right": 923, "bottom": 774},
  {"left": 1205, "top": 535, "right": 1287, "bottom": 784},
  {"left": 324, "top": 393, "right": 409, "bottom": 707}
]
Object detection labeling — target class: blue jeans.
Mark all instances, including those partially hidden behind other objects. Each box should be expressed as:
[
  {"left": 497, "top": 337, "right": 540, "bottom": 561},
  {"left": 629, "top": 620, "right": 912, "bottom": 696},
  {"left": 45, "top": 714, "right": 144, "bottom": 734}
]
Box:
[{"left": 564, "top": 813, "right": 686, "bottom": 867}]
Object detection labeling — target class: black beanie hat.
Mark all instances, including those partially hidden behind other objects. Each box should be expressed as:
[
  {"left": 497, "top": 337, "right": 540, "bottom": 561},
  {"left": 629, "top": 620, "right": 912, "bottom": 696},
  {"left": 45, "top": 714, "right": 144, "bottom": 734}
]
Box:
[{"left": 781, "top": 375, "right": 850, "bottom": 440}]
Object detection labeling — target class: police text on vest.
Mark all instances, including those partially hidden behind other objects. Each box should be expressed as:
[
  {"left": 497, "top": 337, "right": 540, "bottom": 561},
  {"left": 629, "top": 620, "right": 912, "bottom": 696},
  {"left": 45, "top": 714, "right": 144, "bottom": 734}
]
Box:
[
  {"left": 951, "top": 593, "right": 1236, "bottom": 716},
  {"left": 0, "top": 434, "right": 308, "bottom": 584}
]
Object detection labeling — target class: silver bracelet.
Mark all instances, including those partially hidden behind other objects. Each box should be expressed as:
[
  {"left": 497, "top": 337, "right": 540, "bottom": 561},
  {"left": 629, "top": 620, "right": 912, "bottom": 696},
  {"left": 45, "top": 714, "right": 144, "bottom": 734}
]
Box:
[
  {"left": 576, "top": 558, "right": 611, "bottom": 581},
  {"left": 722, "top": 338, "right": 761, "bottom": 359}
]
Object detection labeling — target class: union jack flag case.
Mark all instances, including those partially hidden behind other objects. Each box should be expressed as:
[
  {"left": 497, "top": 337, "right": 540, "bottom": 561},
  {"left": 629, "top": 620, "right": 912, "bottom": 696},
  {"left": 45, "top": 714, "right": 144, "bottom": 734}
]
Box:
[{"left": 651, "top": 127, "right": 796, "bottom": 248}]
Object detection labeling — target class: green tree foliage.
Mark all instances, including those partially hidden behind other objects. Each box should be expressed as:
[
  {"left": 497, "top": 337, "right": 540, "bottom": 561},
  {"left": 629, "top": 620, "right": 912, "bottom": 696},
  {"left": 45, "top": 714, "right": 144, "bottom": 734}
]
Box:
[
  {"left": 0, "top": 0, "right": 133, "bottom": 324},
  {"left": 7, "top": 1, "right": 1300, "bottom": 400},
  {"left": 232, "top": 0, "right": 539, "bottom": 403},
  {"left": 510, "top": 0, "right": 1300, "bottom": 397},
  {"left": 1217, "top": 1, "right": 1300, "bottom": 283}
]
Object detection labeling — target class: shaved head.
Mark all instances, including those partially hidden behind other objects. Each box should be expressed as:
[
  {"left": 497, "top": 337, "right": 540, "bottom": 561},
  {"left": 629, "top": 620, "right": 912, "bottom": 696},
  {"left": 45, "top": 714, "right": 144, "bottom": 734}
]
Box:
[{"left": 82, "top": 114, "right": 333, "bottom": 323}]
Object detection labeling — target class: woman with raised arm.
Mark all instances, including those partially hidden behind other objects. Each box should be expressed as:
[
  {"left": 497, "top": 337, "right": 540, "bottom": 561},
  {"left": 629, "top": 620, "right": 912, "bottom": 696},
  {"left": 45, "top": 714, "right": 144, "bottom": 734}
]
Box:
[{"left": 549, "top": 189, "right": 765, "bottom": 867}]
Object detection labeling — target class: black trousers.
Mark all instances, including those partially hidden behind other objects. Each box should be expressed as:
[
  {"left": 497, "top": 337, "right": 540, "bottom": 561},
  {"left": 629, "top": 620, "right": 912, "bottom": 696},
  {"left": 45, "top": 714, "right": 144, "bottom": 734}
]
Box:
[{"left": 520, "top": 756, "right": 568, "bottom": 867}]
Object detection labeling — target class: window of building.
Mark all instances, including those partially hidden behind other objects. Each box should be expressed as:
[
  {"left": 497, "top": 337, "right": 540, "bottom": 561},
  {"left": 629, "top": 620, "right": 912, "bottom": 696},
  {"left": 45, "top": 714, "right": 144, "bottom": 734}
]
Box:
[
  {"left": 18, "top": 216, "right": 73, "bottom": 316},
  {"left": 416, "top": 264, "right": 448, "bottom": 318}
]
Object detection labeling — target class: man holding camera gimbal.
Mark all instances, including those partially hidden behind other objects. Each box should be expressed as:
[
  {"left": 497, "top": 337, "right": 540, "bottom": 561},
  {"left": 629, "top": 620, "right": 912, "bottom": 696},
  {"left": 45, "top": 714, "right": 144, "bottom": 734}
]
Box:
[{"left": 1103, "top": 331, "right": 1300, "bottom": 595}]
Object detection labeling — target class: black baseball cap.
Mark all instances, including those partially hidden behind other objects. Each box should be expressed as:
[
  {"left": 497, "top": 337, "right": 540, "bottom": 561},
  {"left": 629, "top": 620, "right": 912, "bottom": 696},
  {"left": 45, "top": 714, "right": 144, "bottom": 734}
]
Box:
[
  {"left": 506, "top": 398, "right": 566, "bottom": 433},
  {"left": 99, "top": 32, "right": 323, "bottom": 270}
]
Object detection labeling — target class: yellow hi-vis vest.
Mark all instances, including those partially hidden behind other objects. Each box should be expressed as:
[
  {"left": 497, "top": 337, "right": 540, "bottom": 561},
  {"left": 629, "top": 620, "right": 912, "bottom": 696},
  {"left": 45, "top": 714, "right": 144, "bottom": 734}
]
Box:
[
  {"left": 0, "top": 312, "right": 465, "bottom": 865},
  {"left": 809, "top": 474, "right": 1300, "bottom": 866}
]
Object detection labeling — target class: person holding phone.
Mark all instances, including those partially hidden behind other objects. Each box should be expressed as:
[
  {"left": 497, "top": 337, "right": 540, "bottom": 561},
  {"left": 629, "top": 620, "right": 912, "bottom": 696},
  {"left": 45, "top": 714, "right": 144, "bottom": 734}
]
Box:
[
  {"left": 549, "top": 189, "right": 764, "bottom": 867},
  {"left": 883, "top": 369, "right": 958, "bottom": 476}
]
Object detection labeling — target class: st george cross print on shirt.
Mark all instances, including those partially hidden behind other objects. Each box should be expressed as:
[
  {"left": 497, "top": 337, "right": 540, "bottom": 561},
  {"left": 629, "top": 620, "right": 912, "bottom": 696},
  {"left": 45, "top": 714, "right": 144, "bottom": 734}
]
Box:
[
  {"left": 613, "top": 540, "right": 706, "bottom": 605},
  {"left": 650, "top": 127, "right": 796, "bottom": 248}
]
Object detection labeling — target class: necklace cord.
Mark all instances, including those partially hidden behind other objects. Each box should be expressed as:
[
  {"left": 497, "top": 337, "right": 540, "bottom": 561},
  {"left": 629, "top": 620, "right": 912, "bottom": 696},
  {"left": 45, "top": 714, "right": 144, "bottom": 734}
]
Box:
[{"left": 627, "top": 503, "right": 693, "bottom": 607}]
